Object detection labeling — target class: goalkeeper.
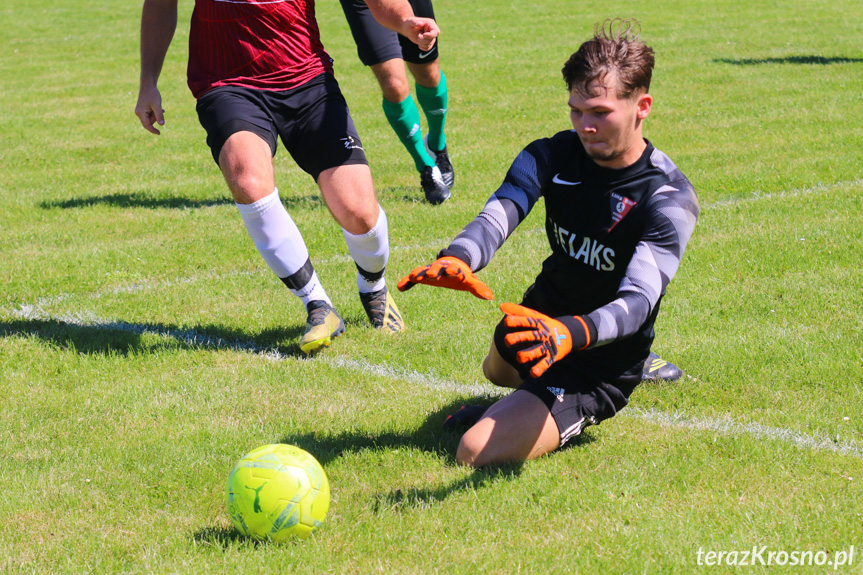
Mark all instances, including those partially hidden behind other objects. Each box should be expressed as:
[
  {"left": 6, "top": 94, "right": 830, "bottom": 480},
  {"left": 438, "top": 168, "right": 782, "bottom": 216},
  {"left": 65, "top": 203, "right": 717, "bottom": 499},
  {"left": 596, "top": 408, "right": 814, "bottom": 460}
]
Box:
[{"left": 398, "top": 19, "right": 699, "bottom": 467}]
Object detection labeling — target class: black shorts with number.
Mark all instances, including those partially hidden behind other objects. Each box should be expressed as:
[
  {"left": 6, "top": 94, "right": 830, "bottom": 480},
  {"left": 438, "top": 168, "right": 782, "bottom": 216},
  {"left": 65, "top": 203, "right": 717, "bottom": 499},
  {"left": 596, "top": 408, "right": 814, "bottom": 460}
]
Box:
[
  {"left": 195, "top": 74, "right": 367, "bottom": 180},
  {"left": 339, "top": 0, "right": 438, "bottom": 66},
  {"left": 492, "top": 285, "right": 642, "bottom": 447}
]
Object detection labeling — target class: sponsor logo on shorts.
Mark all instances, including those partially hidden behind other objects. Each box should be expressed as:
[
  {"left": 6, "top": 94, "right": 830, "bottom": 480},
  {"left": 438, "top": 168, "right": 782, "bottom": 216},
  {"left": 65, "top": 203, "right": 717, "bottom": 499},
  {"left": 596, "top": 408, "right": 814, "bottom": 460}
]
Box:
[
  {"left": 341, "top": 135, "right": 363, "bottom": 151},
  {"left": 418, "top": 50, "right": 435, "bottom": 59},
  {"left": 547, "top": 386, "right": 565, "bottom": 402}
]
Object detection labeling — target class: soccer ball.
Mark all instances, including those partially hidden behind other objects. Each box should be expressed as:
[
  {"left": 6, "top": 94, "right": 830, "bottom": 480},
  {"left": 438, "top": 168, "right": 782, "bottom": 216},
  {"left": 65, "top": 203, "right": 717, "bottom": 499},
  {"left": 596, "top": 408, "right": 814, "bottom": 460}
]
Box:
[{"left": 226, "top": 444, "right": 330, "bottom": 542}]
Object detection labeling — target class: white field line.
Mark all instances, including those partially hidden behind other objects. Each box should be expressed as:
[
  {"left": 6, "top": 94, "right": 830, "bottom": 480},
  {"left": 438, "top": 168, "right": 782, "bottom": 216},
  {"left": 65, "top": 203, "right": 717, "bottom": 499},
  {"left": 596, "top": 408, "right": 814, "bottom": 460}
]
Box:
[
  {"left": 700, "top": 178, "right": 861, "bottom": 210},
  {"left": 624, "top": 407, "right": 863, "bottom": 460},
  {"left": 3, "top": 238, "right": 448, "bottom": 316},
  {"left": 5, "top": 179, "right": 861, "bottom": 460},
  {"left": 5, "top": 178, "right": 855, "bottom": 316},
  {"left": 9, "top": 305, "right": 498, "bottom": 397},
  {"left": 9, "top": 305, "right": 862, "bottom": 461},
  {"left": 323, "top": 356, "right": 500, "bottom": 397}
]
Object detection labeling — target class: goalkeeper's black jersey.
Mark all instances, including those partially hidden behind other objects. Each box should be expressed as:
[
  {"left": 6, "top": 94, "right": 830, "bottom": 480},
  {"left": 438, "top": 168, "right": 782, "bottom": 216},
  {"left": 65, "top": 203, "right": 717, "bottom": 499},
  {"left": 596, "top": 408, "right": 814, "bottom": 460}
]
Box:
[{"left": 442, "top": 130, "right": 699, "bottom": 375}]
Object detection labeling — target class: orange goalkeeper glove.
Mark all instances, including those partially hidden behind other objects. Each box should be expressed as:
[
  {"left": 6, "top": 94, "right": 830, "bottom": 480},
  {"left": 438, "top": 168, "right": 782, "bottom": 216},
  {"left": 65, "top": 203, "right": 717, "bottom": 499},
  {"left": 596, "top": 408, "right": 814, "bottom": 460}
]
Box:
[
  {"left": 397, "top": 257, "right": 494, "bottom": 300},
  {"left": 500, "top": 303, "right": 594, "bottom": 378}
]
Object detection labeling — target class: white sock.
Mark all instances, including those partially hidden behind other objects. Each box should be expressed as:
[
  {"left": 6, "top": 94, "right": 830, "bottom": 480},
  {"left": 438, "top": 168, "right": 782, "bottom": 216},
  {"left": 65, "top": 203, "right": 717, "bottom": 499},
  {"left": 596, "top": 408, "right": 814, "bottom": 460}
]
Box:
[
  {"left": 284, "top": 265, "right": 331, "bottom": 309},
  {"left": 236, "top": 188, "right": 331, "bottom": 308},
  {"left": 342, "top": 205, "right": 389, "bottom": 294}
]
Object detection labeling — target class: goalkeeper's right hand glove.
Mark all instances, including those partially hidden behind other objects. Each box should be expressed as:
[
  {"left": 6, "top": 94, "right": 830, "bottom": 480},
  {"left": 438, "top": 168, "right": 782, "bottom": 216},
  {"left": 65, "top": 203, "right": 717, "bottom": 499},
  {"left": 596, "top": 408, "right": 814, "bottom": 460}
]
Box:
[
  {"left": 397, "top": 257, "right": 494, "bottom": 300},
  {"left": 500, "top": 303, "right": 593, "bottom": 378}
]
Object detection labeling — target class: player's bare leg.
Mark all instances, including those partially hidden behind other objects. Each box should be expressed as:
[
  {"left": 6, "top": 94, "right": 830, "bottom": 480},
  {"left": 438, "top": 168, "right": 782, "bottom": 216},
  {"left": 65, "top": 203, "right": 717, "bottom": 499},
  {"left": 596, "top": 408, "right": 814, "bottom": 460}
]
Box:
[
  {"left": 318, "top": 164, "right": 404, "bottom": 332},
  {"left": 406, "top": 59, "right": 440, "bottom": 91},
  {"left": 219, "top": 130, "right": 276, "bottom": 204},
  {"left": 371, "top": 58, "right": 411, "bottom": 103},
  {"left": 372, "top": 59, "right": 449, "bottom": 204},
  {"left": 316, "top": 163, "right": 380, "bottom": 235},
  {"left": 456, "top": 390, "right": 560, "bottom": 468},
  {"left": 482, "top": 340, "right": 523, "bottom": 389},
  {"left": 220, "top": 131, "right": 343, "bottom": 353}
]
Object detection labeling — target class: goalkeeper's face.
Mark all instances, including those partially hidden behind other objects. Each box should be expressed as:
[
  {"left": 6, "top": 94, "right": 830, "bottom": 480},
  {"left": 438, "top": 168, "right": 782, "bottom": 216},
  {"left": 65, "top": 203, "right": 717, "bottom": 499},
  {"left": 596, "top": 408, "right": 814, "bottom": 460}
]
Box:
[{"left": 568, "top": 72, "right": 653, "bottom": 169}]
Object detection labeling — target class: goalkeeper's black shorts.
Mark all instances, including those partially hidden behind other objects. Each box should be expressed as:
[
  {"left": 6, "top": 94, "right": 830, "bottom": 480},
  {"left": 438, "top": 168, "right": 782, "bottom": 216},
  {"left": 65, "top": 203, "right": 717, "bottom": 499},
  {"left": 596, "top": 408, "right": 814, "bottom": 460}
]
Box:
[
  {"left": 491, "top": 285, "right": 641, "bottom": 447},
  {"left": 517, "top": 374, "right": 638, "bottom": 447}
]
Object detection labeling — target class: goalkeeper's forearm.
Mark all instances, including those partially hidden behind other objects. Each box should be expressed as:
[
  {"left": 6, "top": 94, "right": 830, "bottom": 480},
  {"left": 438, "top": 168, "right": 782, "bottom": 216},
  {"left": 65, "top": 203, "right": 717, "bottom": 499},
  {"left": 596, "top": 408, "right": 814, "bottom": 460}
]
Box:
[{"left": 438, "top": 198, "right": 522, "bottom": 272}]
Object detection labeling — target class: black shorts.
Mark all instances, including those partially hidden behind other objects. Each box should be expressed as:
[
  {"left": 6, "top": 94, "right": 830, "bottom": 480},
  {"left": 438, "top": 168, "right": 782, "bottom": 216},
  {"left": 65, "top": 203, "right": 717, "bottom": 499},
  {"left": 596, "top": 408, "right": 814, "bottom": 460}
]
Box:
[
  {"left": 339, "top": 0, "right": 438, "bottom": 66},
  {"left": 518, "top": 372, "right": 638, "bottom": 448},
  {"left": 195, "top": 74, "right": 367, "bottom": 180},
  {"left": 492, "top": 290, "right": 641, "bottom": 447}
]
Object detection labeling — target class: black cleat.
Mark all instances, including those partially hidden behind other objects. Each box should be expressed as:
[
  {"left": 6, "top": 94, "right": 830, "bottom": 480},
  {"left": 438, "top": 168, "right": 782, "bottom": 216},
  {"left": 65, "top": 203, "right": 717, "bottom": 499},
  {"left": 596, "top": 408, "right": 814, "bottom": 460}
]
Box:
[
  {"left": 442, "top": 405, "right": 488, "bottom": 431},
  {"left": 359, "top": 286, "right": 405, "bottom": 333},
  {"left": 419, "top": 165, "right": 451, "bottom": 205},
  {"left": 642, "top": 351, "right": 684, "bottom": 382},
  {"left": 425, "top": 136, "right": 454, "bottom": 189}
]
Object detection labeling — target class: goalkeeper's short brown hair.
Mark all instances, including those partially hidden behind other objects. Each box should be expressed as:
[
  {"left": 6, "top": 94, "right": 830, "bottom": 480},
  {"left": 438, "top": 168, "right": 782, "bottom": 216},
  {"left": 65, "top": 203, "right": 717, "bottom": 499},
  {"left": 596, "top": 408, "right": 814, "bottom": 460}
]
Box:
[{"left": 562, "top": 18, "right": 655, "bottom": 99}]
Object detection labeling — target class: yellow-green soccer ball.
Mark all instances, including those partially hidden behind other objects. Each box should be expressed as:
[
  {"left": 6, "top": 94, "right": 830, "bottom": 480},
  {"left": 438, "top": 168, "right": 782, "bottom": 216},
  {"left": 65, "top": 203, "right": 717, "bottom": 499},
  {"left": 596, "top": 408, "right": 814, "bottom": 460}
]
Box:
[{"left": 226, "top": 444, "right": 330, "bottom": 542}]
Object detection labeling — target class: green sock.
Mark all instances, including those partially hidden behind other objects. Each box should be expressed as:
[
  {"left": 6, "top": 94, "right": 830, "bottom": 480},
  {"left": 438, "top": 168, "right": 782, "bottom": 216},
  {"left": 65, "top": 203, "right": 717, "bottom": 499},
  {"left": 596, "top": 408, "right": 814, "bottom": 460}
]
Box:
[
  {"left": 381, "top": 96, "right": 433, "bottom": 172},
  {"left": 415, "top": 71, "right": 448, "bottom": 152}
]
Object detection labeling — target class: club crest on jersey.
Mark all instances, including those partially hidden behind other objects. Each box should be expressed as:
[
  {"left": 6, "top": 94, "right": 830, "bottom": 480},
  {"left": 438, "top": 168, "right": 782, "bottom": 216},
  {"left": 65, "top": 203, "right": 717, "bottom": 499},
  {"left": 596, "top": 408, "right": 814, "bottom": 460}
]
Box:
[{"left": 608, "top": 193, "right": 636, "bottom": 232}]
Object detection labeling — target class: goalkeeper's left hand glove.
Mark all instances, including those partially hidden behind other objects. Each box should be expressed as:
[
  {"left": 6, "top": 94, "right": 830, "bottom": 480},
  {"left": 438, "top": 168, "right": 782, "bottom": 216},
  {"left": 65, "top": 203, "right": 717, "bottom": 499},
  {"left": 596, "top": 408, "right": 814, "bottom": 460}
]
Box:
[
  {"left": 397, "top": 257, "right": 494, "bottom": 300},
  {"left": 500, "top": 303, "right": 594, "bottom": 378}
]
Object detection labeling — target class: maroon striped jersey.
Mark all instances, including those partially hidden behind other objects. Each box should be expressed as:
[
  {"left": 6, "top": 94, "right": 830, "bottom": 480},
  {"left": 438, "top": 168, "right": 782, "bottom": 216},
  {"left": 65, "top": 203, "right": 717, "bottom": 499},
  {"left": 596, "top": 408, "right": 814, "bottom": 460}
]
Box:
[{"left": 187, "top": 0, "right": 335, "bottom": 98}]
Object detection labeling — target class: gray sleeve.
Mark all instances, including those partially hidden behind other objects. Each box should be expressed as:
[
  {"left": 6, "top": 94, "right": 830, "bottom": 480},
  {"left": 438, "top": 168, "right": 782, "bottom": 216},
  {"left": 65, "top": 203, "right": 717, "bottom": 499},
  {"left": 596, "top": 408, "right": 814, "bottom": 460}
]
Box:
[
  {"left": 440, "top": 142, "right": 548, "bottom": 271},
  {"left": 586, "top": 181, "right": 700, "bottom": 346}
]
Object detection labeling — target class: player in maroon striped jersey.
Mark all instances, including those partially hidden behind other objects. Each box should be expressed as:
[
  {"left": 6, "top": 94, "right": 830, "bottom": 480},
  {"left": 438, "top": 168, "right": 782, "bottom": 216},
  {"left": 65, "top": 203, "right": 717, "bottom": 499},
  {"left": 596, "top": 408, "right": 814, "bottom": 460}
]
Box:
[{"left": 135, "top": 0, "right": 438, "bottom": 354}]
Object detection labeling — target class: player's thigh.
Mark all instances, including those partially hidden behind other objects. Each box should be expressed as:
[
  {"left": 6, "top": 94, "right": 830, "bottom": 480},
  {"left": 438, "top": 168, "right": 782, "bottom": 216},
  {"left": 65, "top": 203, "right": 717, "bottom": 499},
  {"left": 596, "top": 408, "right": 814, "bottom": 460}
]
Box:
[
  {"left": 519, "top": 373, "right": 638, "bottom": 448},
  {"left": 482, "top": 339, "right": 523, "bottom": 389},
  {"left": 456, "top": 390, "right": 560, "bottom": 468},
  {"left": 196, "top": 87, "right": 278, "bottom": 203},
  {"left": 398, "top": 0, "right": 438, "bottom": 65},
  {"left": 408, "top": 0, "right": 436, "bottom": 19},
  {"left": 278, "top": 75, "right": 368, "bottom": 181}
]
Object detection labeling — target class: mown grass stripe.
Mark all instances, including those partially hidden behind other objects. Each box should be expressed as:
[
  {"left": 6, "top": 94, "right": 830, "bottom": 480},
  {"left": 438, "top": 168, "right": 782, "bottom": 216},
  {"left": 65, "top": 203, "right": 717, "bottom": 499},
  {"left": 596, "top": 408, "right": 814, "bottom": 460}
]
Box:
[
  {"left": 7, "top": 178, "right": 855, "bottom": 318},
  {"left": 9, "top": 306, "right": 861, "bottom": 461}
]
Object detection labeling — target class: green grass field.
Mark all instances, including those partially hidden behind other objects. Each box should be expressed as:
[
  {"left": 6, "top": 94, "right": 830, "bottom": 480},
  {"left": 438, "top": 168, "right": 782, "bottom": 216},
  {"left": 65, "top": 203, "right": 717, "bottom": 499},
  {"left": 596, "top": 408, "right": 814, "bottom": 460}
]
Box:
[{"left": 2, "top": 0, "right": 862, "bottom": 573}]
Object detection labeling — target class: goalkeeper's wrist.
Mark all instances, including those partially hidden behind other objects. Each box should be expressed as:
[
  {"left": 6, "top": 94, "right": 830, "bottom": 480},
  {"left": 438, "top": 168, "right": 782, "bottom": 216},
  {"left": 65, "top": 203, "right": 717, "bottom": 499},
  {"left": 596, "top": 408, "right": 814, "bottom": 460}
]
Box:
[
  {"left": 437, "top": 246, "right": 474, "bottom": 270},
  {"left": 556, "top": 315, "right": 597, "bottom": 351}
]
